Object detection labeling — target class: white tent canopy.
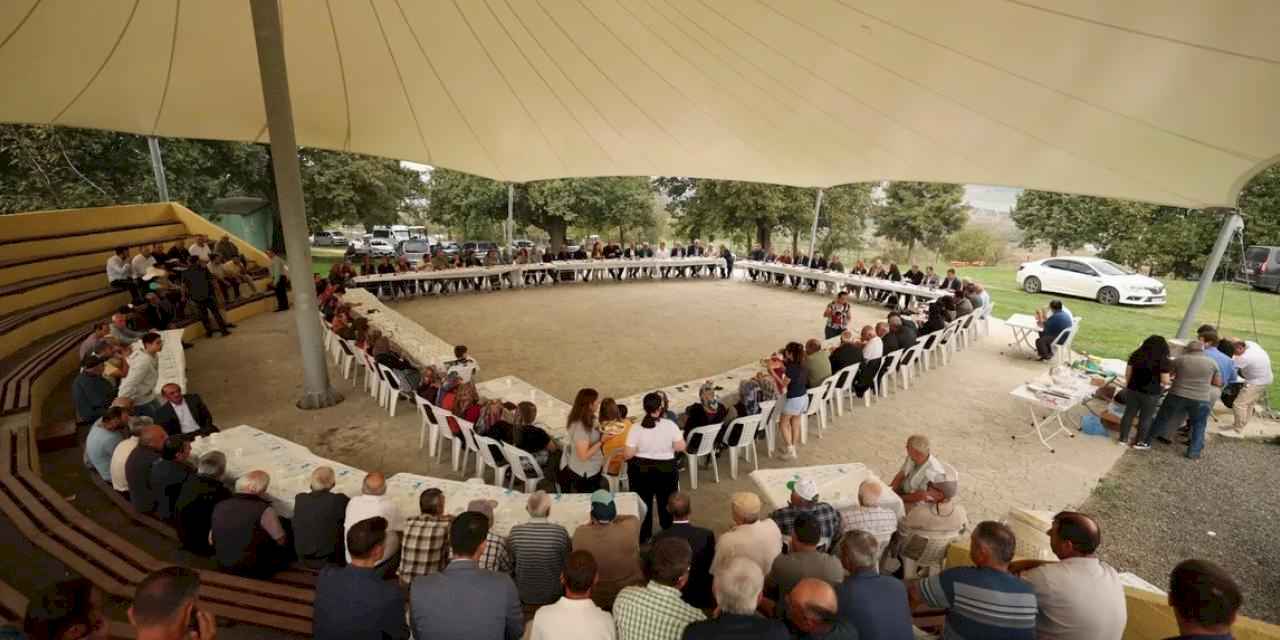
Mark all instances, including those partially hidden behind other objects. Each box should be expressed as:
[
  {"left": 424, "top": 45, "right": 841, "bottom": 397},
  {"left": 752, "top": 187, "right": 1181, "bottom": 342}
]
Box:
[{"left": 2, "top": 0, "right": 1278, "bottom": 208}]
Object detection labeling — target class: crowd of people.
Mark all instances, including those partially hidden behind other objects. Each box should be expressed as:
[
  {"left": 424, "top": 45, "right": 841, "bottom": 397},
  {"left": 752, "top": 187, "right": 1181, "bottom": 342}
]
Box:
[{"left": 9, "top": 437, "right": 1254, "bottom": 639}]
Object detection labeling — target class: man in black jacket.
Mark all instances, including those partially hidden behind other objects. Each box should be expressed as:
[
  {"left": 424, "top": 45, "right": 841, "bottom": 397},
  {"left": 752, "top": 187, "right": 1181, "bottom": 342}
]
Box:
[
  {"left": 72, "top": 354, "right": 116, "bottom": 427},
  {"left": 828, "top": 331, "right": 863, "bottom": 374},
  {"left": 652, "top": 492, "right": 716, "bottom": 610},
  {"left": 175, "top": 451, "right": 232, "bottom": 555},
  {"left": 150, "top": 436, "right": 195, "bottom": 521},
  {"left": 293, "top": 466, "right": 351, "bottom": 569},
  {"left": 181, "top": 258, "right": 231, "bottom": 337},
  {"left": 125, "top": 423, "right": 168, "bottom": 514},
  {"left": 154, "top": 383, "right": 218, "bottom": 437}
]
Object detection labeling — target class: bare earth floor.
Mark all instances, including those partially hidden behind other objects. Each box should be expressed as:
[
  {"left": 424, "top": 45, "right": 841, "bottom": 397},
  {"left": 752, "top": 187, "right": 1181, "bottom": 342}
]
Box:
[{"left": 188, "top": 278, "right": 1125, "bottom": 539}]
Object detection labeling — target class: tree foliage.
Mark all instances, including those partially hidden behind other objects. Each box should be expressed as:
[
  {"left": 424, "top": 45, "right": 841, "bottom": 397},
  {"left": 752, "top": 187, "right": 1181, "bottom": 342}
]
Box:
[
  {"left": 1009, "top": 190, "right": 1098, "bottom": 256},
  {"left": 0, "top": 124, "right": 427, "bottom": 232},
  {"left": 426, "top": 168, "right": 653, "bottom": 250},
  {"left": 874, "top": 182, "right": 968, "bottom": 261}
]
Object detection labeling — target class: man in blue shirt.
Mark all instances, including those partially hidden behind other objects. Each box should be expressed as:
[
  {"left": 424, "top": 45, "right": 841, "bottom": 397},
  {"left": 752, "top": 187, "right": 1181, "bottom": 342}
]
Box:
[
  {"left": 313, "top": 516, "right": 409, "bottom": 640},
  {"left": 1035, "top": 300, "right": 1072, "bottom": 361},
  {"left": 1196, "top": 326, "right": 1237, "bottom": 394},
  {"left": 909, "top": 521, "right": 1037, "bottom": 640},
  {"left": 836, "top": 530, "right": 913, "bottom": 640},
  {"left": 84, "top": 405, "right": 130, "bottom": 483}
]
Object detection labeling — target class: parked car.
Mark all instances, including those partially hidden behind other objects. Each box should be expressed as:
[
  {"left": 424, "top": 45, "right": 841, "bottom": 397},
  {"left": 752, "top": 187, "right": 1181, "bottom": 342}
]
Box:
[
  {"left": 1016, "top": 256, "right": 1167, "bottom": 306},
  {"left": 513, "top": 239, "right": 534, "bottom": 250},
  {"left": 1242, "top": 245, "right": 1280, "bottom": 292},
  {"left": 439, "top": 241, "right": 460, "bottom": 257},
  {"left": 367, "top": 238, "right": 396, "bottom": 258},
  {"left": 398, "top": 239, "right": 433, "bottom": 265},
  {"left": 310, "top": 230, "right": 347, "bottom": 246},
  {"left": 461, "top": 241, "right": 497, "bottom": 255}
]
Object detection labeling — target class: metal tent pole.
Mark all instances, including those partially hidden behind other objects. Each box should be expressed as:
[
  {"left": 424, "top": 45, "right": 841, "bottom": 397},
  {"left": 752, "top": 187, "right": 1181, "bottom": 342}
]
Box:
[
  {"left": 806, "top": 188, "right": 824, "bottom": 262},
  {"left": 249, "top": 0, "right": 342, "bottom": 409},
  {"left": 507, "top": 183, "right": 515, "bottom": 249},
  {"left": 147, "top": 137, "right": 169, "bottom": 201},
  {"left": 1176, "top": 208, "right": 1243, "bottom": 340}
]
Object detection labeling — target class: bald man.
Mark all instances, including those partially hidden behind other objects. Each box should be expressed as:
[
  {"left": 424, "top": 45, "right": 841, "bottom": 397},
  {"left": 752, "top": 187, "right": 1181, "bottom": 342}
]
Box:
[
  {"left": 124, "top": 424, "right": 168, "bottom": 514},
  {"left": 345, "top": 472, "right": 403, "bottom": 573},
  {"left": 786, "top": 578, "right": 858, "bottom": 639},
  {"left": 1010, "top": 512, "right": 1126, "bottom": 640}
]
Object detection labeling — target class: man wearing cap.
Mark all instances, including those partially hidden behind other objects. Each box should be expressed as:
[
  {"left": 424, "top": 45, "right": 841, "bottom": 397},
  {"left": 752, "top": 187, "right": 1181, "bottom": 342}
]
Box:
[
  {"left": 889, "top": 434, "right": 950, "bottom": 509},
  {"left": 572, "top": 490, "right": 643, "bottom": 611},
  {"left": 467, "top": 499, "right": 513, "bottom": 574},
  {"left": 73, "top": 353, "right": 118, "bottom": 427},
  {"left": 712, "top": 492, "right": 783, "bottom": 579},
  {"left": 769, "top": 478, "right": 843, "bottom": 552},
  {"left": 410, "top": 511, "right": 523, "bottom": 640}
]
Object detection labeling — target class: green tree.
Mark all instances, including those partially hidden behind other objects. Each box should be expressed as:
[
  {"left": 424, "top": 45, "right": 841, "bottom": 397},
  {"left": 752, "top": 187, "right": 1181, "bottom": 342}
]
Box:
[
  {"left": 659, "top": 179, "right": 815, "bottom": 252},
  {"left": 1010, "top": 190, "right": 1099, "bottom": 256},
  {"left": 1239, "top": 164, "right": 1280, "bottom": 247},
  {"left": 814, "top": 184, "right": 874, "bottom": 257},
  {"left": 875, "top": 182, "right": 968, "bottom": 261},
  {"left": 298, "top": 148, "right": 426, "bottom": 231},
  {"left": 942, "top": 226, "right": 1007, "bottom": 265}
]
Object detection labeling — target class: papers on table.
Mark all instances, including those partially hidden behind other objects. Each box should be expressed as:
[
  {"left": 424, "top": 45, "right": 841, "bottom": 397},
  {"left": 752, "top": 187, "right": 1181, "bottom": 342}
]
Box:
[
  {"left": 189, "top": 425, "right": 641, "bottom": 535},
  {"left": 154, "top": 328, "right": 187, "bottom": 394},
  {"left": 750, "top": 463, "right": 905, "bottom": 519}
]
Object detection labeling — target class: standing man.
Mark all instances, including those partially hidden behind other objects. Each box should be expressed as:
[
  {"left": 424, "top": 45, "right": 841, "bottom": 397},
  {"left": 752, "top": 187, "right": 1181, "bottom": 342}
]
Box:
[
  {"left": 1134, "top": 341, "right": 1221, "bottom": 458},
  {"left": 1010, "top": 511, "right": 1126, "bottom": 640},
  {"left": 652, "top": 492, "right": 716, "bottom": 610},
  {"left": 823, "top": 291, "right": 852, "bottom": 340},
  {"left": 181, "top": 258, "right": 232, "bottom": 337},
  {"left": 117, "top": 332, "right": 164, "bottom": 416},
  {"left": 1229, "top": 338, "right": 1273, "bottom": 433}
]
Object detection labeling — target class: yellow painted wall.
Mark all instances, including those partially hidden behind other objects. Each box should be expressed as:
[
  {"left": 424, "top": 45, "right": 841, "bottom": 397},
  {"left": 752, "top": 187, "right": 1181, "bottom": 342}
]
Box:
[
  {"left": 168, "top": 203, "right": 270, "bottom": 267},
  {"left": 0, "top": 203, "right": 174, "bottom": 243},
  {"left": 0, "top": 291, "right": 128, "bottom": 361},
  {"left": 944, "top": 543, "right": 1280, "bottom": 639}
]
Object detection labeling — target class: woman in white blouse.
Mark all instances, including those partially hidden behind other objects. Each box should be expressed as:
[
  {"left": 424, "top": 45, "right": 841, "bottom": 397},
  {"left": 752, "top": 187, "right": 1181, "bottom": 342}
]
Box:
[{"left": 624, "top": 392, "right": 687, "bottom": 542}]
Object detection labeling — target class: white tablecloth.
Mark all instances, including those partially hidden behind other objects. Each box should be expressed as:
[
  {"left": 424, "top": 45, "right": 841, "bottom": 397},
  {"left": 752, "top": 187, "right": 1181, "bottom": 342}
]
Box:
[
  {"left": 475, "top": 375, "right": 573, "bottom": 440},
  {"left": 750, "top": 463, "right": 906, "bottom": 519},
  {"left": 189, "top": 425, "right": 641, "bottom": 535},
  {"left": 351, "top": 257, "right": 725, "bottom": 286},
  {"left": 738, "top": 261, "right": 949, "bottom": 301},
  {"left": 152, "top": 328, "right": 187, "bottom": 394},
  {"left": 343, "top": 288, "right": 455, "bottom": 367}
]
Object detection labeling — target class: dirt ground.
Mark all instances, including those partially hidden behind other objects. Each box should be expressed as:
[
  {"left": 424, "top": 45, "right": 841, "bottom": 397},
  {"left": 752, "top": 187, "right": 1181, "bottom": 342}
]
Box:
[{"left": 183, "top": 277, "right": 1125, "bottom": 534}]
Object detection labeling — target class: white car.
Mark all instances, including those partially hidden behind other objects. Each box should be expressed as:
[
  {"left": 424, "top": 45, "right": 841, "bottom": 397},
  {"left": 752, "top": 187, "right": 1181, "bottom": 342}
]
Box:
[
  {"left": 367, "top": 238, "right": 396, "bottom": 258},
  {"left": 1016, "top": 256, "right": 1167, "bottom": 306}
]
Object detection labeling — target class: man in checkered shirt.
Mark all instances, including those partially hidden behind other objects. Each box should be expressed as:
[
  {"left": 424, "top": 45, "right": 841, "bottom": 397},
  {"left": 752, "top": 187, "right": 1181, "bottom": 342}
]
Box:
[
  {"left": 613, "top": 536, "right": 706, "bottom": 640},
  {"left": 838, "top": 480, "right": 900, "bottom": 554},
  {"left": 397, "top": 488, "right": 452, "bottom": 586},
  {"left": 468, "top": 499, "right": 513, "bottom": 574},
  {"left": 768, "top": 477, "right": 843, "bottom": 553}
]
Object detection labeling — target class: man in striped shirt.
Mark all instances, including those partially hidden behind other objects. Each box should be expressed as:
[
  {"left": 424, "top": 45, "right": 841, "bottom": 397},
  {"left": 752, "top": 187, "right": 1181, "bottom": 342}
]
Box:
[
  {"left": 909, "top": 521, "right": 1037, "bottom": 640},
  {"left": 508, "top": 491, "right": 572, "bottom": 610}
]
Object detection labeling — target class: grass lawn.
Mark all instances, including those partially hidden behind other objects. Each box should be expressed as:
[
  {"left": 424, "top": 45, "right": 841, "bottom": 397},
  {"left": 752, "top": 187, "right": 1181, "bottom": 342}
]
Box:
[{"left": 965, "top": 265, "right": 1280, "bottom": 410}]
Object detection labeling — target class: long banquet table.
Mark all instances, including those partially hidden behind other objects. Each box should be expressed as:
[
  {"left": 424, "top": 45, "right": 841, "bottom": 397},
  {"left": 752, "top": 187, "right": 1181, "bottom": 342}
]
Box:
[
  {"left": 750, "top": 462, "right": 906, "bottom": 519},
  {"left": 350, "top": 256, "right": 725, "bottom": 290},
  {"left": 738, "top": 260, "right": 950, "bottom": 304},
  {"left": 342, "top": 288, "right": 455, "bottom": 367},
  {"left": 190, "top": 425, "right": 642, "bottom": 535}
]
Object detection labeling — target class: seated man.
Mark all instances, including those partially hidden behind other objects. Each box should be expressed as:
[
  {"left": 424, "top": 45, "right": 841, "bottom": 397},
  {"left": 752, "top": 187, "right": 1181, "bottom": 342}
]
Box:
[
  {"left": 683, "top": 557, "right": 790, "bottom": 640},
  {"left": 889, "top": 434, "right": 949, "bottom": 509},
  {"left": 399, "top": 488, "right": 453, "bottom": 586},
  {"left": 828, "top": 331, "right": 863, "bottom": 375},
  {"left": 293, "top": 466, "right": 351, "bottom": 569},
  {"left": 107, "top": 246, "right": 141, "bottom": 303},
  {"left": 344, "top": 472, "right": 402, "bottom": 575},
  {"left": 409, "top": 511, "right": 523, "bottom": 640},
  {"left": 909, "top": 521, "right": 1037, "bottom": 639},
  {"left": 109, "top": 309, "right": 145, "bottom": 345},
  {"left": 711, "top": 492, "right": 783, "bottom": 581},
  {"left": 612, "top": 537, "right": 706, "bottom": 640},
  {"left": 838, "top": 480, "right": 898, "bottom": 557},
  {"left": 804, "top": 339, "right": 832, "bottom": 389},
  {"left": 109, "top": 415, "right": 147, "bottom": 495},
  {"left": 761, "top": 514, "right": 844, "bottom": 619},
  {"left": 1009, "top": 511, "right": 1126, "bottom": 640},
  {"left": 313, "top": 517, "right": 411, "bottom": 640},
  {"left": 117, "top": 332, "right": 163, "bottom": 416},
  {"left": 508, "top": 490, "right": 572, "bottom": 610},
  {"left": 174, "top": 451, "right": 231, "bottom": 556},
  {"left": 149, "top": 436, "right": 195, "bottom": 521},
  {"left": 1035, "top": 300, "right": 1072, "bottom": 361},
  {"left": 154, "top": 383, "right": 218, "bottom": 437},
  {"left": 528, "top": 550, "right": 617, "bottom": 640},
  {"left": 210, "top": 470, "right": 290, "bottom": 577},
  {"left": 125, "top": 423, "right": 168, "bottom": 514},
  {"left": 785, "top": 578, "right": 858, "bottom": 639},
  {"left": 572, "top": 490, "right": 644, "bottom": 611},
  {"left": 836, "top": 530, "right": 913, "bottom": 640},
  {"left": 79, "top": 321, "right": 111, "bottom": 362},
  {"left": 84, "top": 406, "right": 131, "bottom": 484},
  {"left": 1165, "top": 559, "right": 1242, "bottom": 640},
  {"left": 769, "top": 478, "right": 842, "bottom": 552}
]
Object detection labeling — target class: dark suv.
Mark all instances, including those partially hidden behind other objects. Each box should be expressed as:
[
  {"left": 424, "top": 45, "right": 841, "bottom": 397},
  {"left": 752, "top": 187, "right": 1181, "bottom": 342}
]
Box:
[{"left": 1243, "top": 245, "right": 1280, "bottom": 292}]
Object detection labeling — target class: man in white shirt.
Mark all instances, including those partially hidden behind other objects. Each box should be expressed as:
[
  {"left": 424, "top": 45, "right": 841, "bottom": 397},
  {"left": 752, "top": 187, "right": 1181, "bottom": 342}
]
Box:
[
  {"left": 711, "top": 492, "right": 782, "bottom": 578},
  {"left": 344, "top": 472, "right": 402, "bottom": 573},
  {"left": 889, "top": 434, "right": 950, "bottom": 511},
  {"left": 838, "top": 480, "right": 899, "bottom": 556},
  {"left": 529, "top": 549, "right": 615, "bottom": 640},
  {"left": 858, "top": 325, "right": 884, "bottom": 360},
  {"left": 118, "top": 332, "right": 163, "bottom": 414},
  {"left": 109, "top": 416, "right": 152, "bottom": 493},
  {"left": 444, "top": 345, "right": 479, "bottom": 383},
  {"left": 1230, "top": 339, "right": 1273, "bottom": 432},
  {"left": 131, "top": 245, "right": 156, "bottom": 279},
  {"left": 106, "top": 246, "right": 141, "bottom": 302},
  {"left": 1011, "top": 512, "right": 1127, "bottom": 640},
  {"left": 187, "top": 235, "right": 212, "bottom": 261}
]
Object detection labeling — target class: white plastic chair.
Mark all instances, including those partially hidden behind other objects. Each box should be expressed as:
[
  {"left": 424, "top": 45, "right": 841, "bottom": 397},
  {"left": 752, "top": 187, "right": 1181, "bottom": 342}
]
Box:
[
  {"left": 376, "top": 363, "right": 412, "bottom": 417},
  {"left": 917, "top": 332, "right": 942, "bottom": 370},
  {"left": 955, "top": 314, "right": 978, "bottom": 351},
  {"left": 830, "top": 364, "right": 860, "bottom": 416},
  {"left": 684, "top": 423, "right": 723, "bottom": 489},
  {"left": 455, "top": 420, "right": 483, "bottom": 478},
  {"left": 362, "top": 351, "right": 381, "bottom": 399},
  {"left": 873, "top": 351, "right": 902, "bottom": 398},
  {"left": 426, "top": 403, "right": 467, "bottom": 472},
  {"left": 502, "top": 443, "right": 545, "bottom": 493},
  {"left": 896, "top": 344, "right": 925, "bottom": 390},
  {"left": 1053, "top": 324, "right": 1080, "bottom": 364},
  {"left": 722, "top": 414, "right": 763, "bottom": 479},
  {"left": 756, "top": 400, "right": 780, "bottom": 457},
  {"left": 979, "top": 302, "right": 995, "bottom": 338},
  {"left": 474, "top": 434, "right": 511, "bottom": 486},
  {"left": 799, "top": 379, "right": 834, "bottom": 443},
  {"left": 334, "top": 338, "right": 357, "bottom": 382},
  {"left": 413, "top": 392, "right": 438, "bottom": 451}
]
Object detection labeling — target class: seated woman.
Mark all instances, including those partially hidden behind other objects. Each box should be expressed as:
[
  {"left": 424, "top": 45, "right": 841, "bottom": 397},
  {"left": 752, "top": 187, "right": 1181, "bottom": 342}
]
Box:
[
  {"left": 598, "top": 398, "right": 633, "bottom": 479},
  {"left": 451, "top": 381, "right": 481, "bottom": 423},
  {"left": 415, "top": 365, "right": 443, "bottom": 402},
  {"left": 683, "top": 382, "right": 729, "bottom": 439},
  {"left": 513, "top": 401, "right": 559, "bottom": 467},
  {"left": 372, "top": 337, "right": 421, "bottom": 389},
  {"left": 921, "top": 304, "right": 948, "bottom": 335}
]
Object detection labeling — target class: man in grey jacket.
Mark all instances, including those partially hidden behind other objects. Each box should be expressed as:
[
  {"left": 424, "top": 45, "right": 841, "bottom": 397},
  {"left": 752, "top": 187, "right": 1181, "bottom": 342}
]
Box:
[{"left": 410, "top": 511, "right": 523, "bottom": 640}]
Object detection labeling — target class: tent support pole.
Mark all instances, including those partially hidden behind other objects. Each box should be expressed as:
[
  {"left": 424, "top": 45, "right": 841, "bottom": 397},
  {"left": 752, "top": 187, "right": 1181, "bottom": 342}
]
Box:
[
  {"left": 249, "top": 0, "right": 342, "bottom": 409},
  {"left": 806, "top": 188, "right": 824, "bottom": 261},
  {"left": 147, "top": 137, "right": 169, "bottom": 202},
  {"left": 1176, "top": 208, "right": 1243, "bottom": 340},
  {"left": 507, "top": 183, "right": 515, "bottom": 249}
]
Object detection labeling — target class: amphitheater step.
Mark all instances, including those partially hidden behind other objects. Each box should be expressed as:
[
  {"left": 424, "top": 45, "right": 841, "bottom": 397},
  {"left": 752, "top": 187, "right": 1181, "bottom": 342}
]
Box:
[
  {"left": 0, "top": 267, "right": 104, "bottom": 316},
  {"left": 0, "top": 324, "right": 93, "bottom": 416},
  {"left": 0, "top": 233, "right": 193, "bottom": 288},
  {"left": 2, "top": 222, "right": 188, "bottom": 263}
]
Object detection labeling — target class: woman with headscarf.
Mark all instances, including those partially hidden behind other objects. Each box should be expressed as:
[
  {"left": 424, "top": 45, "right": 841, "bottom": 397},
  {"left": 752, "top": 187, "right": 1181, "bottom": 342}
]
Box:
[
  {"left": 624, "top": 392, "right": 688, "bottom": 542},
  {"left": 684, "top": 381, "right": 729, "bottom": 438}
]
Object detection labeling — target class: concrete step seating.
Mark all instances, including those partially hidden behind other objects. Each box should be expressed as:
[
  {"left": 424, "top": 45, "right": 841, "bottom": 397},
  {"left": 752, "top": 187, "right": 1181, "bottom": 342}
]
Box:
[
  {"left": 0, "top": 426, "right": 315, "bottom": 634},
  {"left": 0, "top": 325, "right": 93, "bottom": 416},
  {"left": 0, "top": 571, "right": 137, "bottom": 638}
]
